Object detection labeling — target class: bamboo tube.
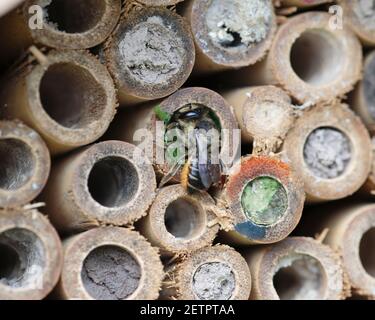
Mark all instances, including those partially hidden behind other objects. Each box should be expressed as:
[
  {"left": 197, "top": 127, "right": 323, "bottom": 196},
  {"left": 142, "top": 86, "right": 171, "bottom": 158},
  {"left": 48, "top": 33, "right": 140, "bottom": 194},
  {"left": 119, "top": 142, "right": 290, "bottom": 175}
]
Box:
[
  {"left": 337, "top": 0, "right": 375, "bottom": 46},
  {"left": 161, "top": 245, "right": 251, "bottom": 300},
  {"left": 0, "top": 50, "right": 117, "bottom": 155},
  {"left": 221, "top": 155, "right": 305, "bottom": 245},
  {"left": 222, "top": 86, "right": 295, "bottom": 148},
  {"left": 0, "top": 120, "right": 50, "bottom": 208},
  {"left": 235, "top": 12, "right": 362, "bottom": 104},
  {"left": 280, "top": 0, "right": 332, "bottom": 7},
  {"left": 0, "top": 0, "right": 121, "bottom": 70},
  {"left": 137, "top": 185, "right": 219, "bottom": 256},
  {"left": 305, "top": 204, "right": 375, "bottom": 299},
  {"left": 111, "top": 87, "right": 239, "bottom": 180},
  {"left": 0, "top": 208, "right": 63, "bottom": 300},
  {"left": 351, "top": 51, "right": 375, "bottom": 133},
  {"left": 25, "top": 0, "right": 121, "bottom": 49},
  {"left": 282, "top": 102, "right": 373, "bottom": 202},
  {"left": 58, "top": 227, "right": 163, "bottom": 300},
  {"left": 181, "top": 0, "right": 277, "bottom": 73},
  {"left": 39, "top": 141, "right": 156, "bottom": 234},
  {"left": 104, "top": 7, "right": 195, "bottom": 105},
  {"left": 243, "top": 237, "right": 346, "bottom": 300}
]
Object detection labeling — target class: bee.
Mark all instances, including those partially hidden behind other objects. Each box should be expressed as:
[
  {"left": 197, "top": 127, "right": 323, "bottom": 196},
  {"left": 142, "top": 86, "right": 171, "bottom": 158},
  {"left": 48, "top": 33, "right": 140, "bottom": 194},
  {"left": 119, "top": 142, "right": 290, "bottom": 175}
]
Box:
[{"left": 160, "top": 104, "right": 223, "bottom": 193}]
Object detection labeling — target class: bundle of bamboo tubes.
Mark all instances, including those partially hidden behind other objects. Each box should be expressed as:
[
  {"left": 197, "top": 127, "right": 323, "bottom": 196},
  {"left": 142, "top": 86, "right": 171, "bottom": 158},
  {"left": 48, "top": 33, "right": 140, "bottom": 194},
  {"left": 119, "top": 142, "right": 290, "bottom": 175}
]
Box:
[{"left": 0, "top": 0, "right": 374, "bottom": 301}]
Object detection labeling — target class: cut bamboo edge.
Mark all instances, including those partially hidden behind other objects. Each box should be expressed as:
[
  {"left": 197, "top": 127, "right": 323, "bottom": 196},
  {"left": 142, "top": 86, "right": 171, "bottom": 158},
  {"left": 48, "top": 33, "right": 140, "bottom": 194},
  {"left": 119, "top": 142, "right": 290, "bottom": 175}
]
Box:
[
  {"left": 220, "top": 155, "right": 305, "bottom": 245},
  {"left": 137, "top": 185, "right": 219, "bottom": 257},
  {"left": 110, "top": 87, "right": 239, "bottom": 180},
  {"left": 0, "top": 49, "right": 117, "bottom": 155},
  {"left": 232, "top": 11, "right": 362, "bottom": 104},
  {"left": 282, "top": 102, "right": 373, "bottom": 202},
  {"left": 58, "top": 227, "right": 163, "bottom": 300},
  {"left": 0, "top": 120, "right": 50, "bottom": 208},
  {"left": 338, "top": 0, "right": 375, "bottom": 46},
  {"left": 0, "top": 208, "right": 62, "bottom": 300},
  {"left": 182, "top": 0, "right": 277, "bottom": 73},
  {"left": 310, "top": 204, "right": 375, "bottom": 299},
  {"left": 161, "top": 245, "right": 251, "bottom": 300},
  {"left": 39, "top": 141, "right": 157, "bottom": 234},
  {"left": 243, "top": 237, "right": 347, "bottom": 300},
  {"left": 104, "top": 7, "right": 195, "bottom": 105}
]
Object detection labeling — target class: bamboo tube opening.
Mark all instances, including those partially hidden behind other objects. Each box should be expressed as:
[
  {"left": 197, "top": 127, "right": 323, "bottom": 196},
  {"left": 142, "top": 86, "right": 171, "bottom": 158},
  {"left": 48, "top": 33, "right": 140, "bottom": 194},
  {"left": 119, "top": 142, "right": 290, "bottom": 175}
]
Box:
[
  {"left": 192, "top": 262, "right": 236, "bottom": 300},
  {"left": 244, "top": 237, "right": 345, "bottom": 300},
  {"left": 138, "top": 185, "right": 218, "bottom": 256},
  {"left": 59, "top": 227, "right": 163, "bottom": 300},
  {"left": 0, "top": 50, "right": 117, "bottom": 155},
  {"left": 0, "top": 209, "right": 62, "bottom": 300},
  {"left": 0, "top": 228, "right": 45, "bottom": 289},
  {"left": 44, "top": 0, "right": 106, "bottom": 34},
  {"left": 359, "top": 227, "right": 375, "bottom": 278},
  {"left": 260, "top": 12, "right": 362, "bottom": 104},
  {"left": 105, "top": 8, "right": 195, "bottom": 104},
  {"left": 273, "top": 253, "right": 325, "bottom": 300},
  {"left": 290, "top": 30, "right": 343, "bottom": 86},
  {"left": 39, "top": 62, "right": 107, "bottom": 130},
  {"left": 27, "top": 0, "right": 122, "bottom": 49},
  {"left": 164, "top": 198, "right": 205, "bottom": 239},
  {"left": 222, "top": 156, "right": 305, "bottom": 245},
  {"left": 0, "top": 121, "right": 50, "bottom": 208},
  {"left": 40, "top": 141, "right": 156, "bottom": 233},
  {"left": 81, "top": 245, "right": 141, "bottom": 300},
  {"left": 88, "top": 156, "right": 139, "bottom": 208},
  {"left": 187, "top": 0, "right": 276, "bottom": 71},
  {"left": 303, "top": 127, "right": 352, "bottom": 180},
  {"left": 0, "top": 139, "right": 34, "bottom": 190}
]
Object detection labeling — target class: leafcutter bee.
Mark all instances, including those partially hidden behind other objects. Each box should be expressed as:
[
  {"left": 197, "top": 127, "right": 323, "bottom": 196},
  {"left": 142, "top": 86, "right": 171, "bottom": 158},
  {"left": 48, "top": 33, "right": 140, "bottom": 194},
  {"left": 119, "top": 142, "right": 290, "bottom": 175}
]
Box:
[{"left": 159, "top": 104, "right": 223, "bottom": 193}]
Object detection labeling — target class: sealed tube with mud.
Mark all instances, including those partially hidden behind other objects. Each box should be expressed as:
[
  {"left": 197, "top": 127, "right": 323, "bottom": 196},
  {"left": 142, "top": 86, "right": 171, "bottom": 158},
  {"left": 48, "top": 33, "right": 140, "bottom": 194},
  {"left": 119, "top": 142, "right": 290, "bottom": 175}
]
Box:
[
  {"left": 0, "top": 50, "right": 117, "bottom": 155},
  {"left": 222, "top": 86, "right": 295, "bottom": 149},
  {"left": 111, "top": 87, "right": 239, "bottom": 181},
  {"left": 40, "top": 141, "right": 156, "bottom": 234},
  {"left": 221, "top": 156, "right": 305, "bottom": 245},
  {"left": 138, "top": 185, "right": 220, "bottom": 256},
  {"left": 181, "top": 0, "right": 276, "bottom": 73},
  {"left": 351, "top": 51, "right": 375, "bottom": 133},
  {"left": 282, "top": 102, "right": 372, "bottom": 202},
  {"left": 243, "top": 237, "right": 346, "bottom": 300},
  {"left": 0, "top": 208, "right": 63, "bottom": 300},
  {"left": 58, "top": 227, "right": 163, "bottom": 300},
  {"left": 161, "top": 245, "right": 251, "bottom": 300},
  {"left": 105, "top": 7, "right": 195, "bottom": 105},
  {"left": 0, "top": 121, "right": 50, "bottom": 208},
  {"left": 338, "top": 0, "right": 375, "bottom": 46},
  {"left": 237, "top": 12, "right": 362, "bottom": 104}
]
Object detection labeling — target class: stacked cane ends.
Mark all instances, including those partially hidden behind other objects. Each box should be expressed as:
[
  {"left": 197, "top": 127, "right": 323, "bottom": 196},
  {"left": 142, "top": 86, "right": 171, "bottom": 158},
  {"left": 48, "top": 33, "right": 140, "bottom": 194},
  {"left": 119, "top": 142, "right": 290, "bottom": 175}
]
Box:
[{"left": 0, "top": 0, "right": 374, "bottom": 300}]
